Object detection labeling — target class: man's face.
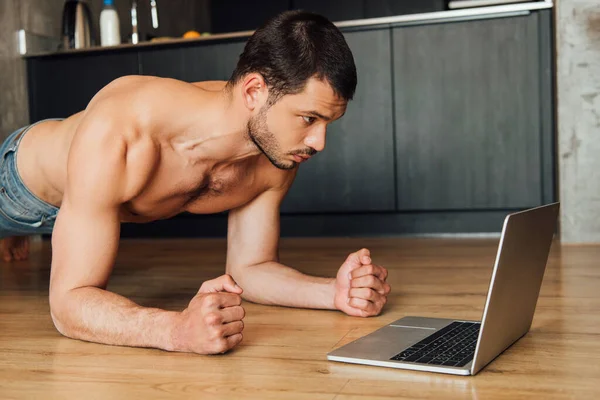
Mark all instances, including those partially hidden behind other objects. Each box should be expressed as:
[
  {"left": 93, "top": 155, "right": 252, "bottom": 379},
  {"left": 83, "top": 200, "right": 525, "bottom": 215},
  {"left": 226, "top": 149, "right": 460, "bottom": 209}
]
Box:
[{"left": 247, "top": 77, "right": 347, "bottom": 170}]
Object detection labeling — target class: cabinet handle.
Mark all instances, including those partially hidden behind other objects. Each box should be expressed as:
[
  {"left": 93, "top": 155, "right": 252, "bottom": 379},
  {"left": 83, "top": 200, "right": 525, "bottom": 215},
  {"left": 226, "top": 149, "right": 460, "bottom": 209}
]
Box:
[{"left": 335, "top": 2, "right": 552, "bottom": 29}]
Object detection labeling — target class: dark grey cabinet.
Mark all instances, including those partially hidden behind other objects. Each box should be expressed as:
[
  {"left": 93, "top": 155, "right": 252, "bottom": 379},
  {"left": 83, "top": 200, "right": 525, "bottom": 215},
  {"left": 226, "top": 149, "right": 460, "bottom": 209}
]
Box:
[
  {"left": 291, "top": 0, "right": 364, "bottom": 21},
  {"left": 281, "top": 28, "right": 395, "bottom": 213},
  {"left": 27, "top": 52, "right": 139, "bottom": 121},
  {"left": 209, "top": 0, "right": 446, "bottom": 35},
  {"left": 365, "top": 0, "right": 445, "bottom": 18},
  {"left": 24, "top": 10, "right": 555, "bottom": 237},
  {"left": 210, "top": 0, "right": 291, "bottom": 34},
  {"left": 393, "top": 13, "right": 545, "bottom": 211},
  {"left": 139, "top": 41, "right": 246, "bottom": 82}
]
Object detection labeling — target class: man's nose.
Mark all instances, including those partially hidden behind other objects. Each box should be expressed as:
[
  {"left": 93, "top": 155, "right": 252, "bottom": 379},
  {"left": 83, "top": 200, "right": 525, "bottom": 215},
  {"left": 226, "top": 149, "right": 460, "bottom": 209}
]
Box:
[{"left": 305, "top": 129, "right": 326, "bottom": 152}]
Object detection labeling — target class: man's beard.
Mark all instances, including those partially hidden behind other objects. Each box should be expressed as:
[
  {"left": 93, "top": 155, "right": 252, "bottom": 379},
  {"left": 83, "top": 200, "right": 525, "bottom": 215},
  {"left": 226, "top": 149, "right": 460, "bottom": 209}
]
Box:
[{"left": 247, "top": 106, "right": 296, "bottom": 170}]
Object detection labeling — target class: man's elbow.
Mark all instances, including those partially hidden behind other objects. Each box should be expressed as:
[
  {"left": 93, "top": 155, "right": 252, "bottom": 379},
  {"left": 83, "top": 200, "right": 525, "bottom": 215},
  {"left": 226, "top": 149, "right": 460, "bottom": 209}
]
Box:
[
  {"left": 226, "top": 264, "right": 244, "bottom": 285},
  {"left": 49, "top": 291, "right": 75, "bottom": 338},
  {"left": 226, "top": 264, "right": 253, "bottom": 299}
]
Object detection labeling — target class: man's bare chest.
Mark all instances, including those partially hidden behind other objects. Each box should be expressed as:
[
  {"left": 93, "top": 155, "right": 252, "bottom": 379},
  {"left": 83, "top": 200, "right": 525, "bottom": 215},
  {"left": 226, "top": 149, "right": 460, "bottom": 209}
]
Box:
[{"left": 120, "top": 162, "right": 264, "bottom": 222}]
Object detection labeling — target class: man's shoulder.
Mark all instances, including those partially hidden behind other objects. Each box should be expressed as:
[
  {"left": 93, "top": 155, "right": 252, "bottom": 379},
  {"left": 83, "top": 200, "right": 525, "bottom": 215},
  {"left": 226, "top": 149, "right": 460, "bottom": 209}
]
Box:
[
  {"left": 89, "top": 75, "right": 197, "bottom": 106},
  {"left": 68, "top": 111, "right": 159, "bottom": 204}
]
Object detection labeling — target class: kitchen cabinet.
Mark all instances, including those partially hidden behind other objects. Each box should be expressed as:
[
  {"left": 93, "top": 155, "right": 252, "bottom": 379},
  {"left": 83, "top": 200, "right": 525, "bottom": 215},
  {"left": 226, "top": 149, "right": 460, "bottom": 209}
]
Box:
[
  {"left": 27, "top": 52, "right": 139, "bottom": 121},
  {"left": 281, "top": 28, "right": 395, "bottom": 213},
  {"left": 392, "top": 12, "right": 546, "bottom": 211},
  {"left": 209, "top": 0, "right": 291, "bottom": 34},
  {"left": 291, "top": 0, "right": 364, "bottom": 22},
  {"left": 24, "top": 9, "right": 555, "bottom": 237},
  {"left": 139, "top": 40, "right": 246, "bottom": 82},
  {"left": 209, "top": 0, "right": 446, "bottom": 35},
  {"left": 365, "top": 0, "right": 445, "bottom": 18}
]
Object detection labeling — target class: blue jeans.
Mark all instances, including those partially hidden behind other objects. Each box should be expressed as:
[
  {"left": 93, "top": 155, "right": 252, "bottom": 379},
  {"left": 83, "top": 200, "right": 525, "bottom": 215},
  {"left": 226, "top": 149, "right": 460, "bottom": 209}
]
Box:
[{"left": 0, "top": 120, "right": 62, "bottom": 238}]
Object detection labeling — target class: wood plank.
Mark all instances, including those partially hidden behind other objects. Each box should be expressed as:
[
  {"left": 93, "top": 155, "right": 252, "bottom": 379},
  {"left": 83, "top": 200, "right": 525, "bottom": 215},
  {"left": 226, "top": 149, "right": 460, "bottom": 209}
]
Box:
[{"left": 1, "top": 237, "right": 598, "bottom": 399}]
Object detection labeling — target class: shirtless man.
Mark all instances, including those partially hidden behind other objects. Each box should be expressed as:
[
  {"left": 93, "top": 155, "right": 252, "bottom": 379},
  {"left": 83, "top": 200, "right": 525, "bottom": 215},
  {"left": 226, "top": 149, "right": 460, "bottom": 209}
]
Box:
[{"left": 0, "top": 11, "right": 391, "bottom": 354}]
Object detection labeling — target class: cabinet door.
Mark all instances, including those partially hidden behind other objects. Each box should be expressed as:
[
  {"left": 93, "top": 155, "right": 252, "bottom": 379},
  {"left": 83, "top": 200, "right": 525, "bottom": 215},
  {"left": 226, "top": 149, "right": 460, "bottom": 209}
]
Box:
[
  {"left": 393, "top": 14, "right": 543, "bottom": 210},
  {"left": 27, "top": 52, "right": 139, "bottom": 121},
  {"left": 281, "top": 28, "right": 395, "bottom": 213},
  {"left": 365, "top": 0, "right": 444, "bottom": 18},
  {"left": 139, "top": 41, "right": 246, "bottom": 82},
  {"left": 291, "top": 0, "right": 364, "bottom": 22},
  {"left": 210, "top": 0, "right": 291, "bottom": 34}
]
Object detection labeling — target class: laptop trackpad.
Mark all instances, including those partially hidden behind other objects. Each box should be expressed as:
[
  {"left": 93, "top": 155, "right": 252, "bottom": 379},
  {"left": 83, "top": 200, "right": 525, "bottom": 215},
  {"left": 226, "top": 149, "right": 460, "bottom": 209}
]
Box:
[{"left": 329, "top": 317, "right": 456, "bottom": 361}]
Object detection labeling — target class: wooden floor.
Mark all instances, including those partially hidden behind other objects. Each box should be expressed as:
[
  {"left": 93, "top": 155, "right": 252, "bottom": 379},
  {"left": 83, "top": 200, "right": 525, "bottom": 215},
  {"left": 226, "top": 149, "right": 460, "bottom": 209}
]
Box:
[{"left": 1, "top": 237, "right": 599, "bottom": 399}]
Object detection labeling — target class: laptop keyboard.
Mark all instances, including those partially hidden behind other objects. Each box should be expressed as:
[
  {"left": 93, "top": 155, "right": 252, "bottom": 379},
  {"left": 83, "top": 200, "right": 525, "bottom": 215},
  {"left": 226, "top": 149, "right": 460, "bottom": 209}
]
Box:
[{"left": 390, "top": 321, "right": 481, "bottom": 367}]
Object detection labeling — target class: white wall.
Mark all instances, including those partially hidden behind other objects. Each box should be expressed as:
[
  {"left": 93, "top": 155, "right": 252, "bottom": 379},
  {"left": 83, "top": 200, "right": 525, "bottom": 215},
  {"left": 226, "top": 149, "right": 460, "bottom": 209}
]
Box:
[
  {"left": 0, "top": 0, "right": 64, "bottom": 139},
  {"left": 557, "top": 0, "right": 600, "bottom": 243}
]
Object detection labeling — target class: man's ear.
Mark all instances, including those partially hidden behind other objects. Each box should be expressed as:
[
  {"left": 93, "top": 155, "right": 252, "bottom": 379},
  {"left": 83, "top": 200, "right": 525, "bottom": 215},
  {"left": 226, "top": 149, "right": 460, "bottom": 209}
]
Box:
[{"left": 240, "top": 73, "right": 269, "bottom": 112}]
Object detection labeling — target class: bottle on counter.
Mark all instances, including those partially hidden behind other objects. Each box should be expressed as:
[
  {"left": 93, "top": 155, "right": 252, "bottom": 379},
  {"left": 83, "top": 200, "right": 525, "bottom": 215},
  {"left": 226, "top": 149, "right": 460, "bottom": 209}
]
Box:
[{"left": 100, "top": 0, "right": 120, "bottom": 46}]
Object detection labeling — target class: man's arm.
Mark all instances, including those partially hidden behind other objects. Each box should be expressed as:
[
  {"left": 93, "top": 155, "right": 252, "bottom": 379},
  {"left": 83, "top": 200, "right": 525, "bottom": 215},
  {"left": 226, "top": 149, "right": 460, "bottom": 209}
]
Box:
[
  {"left": 48, "top": 109, "right": 180, "bottom": 350},
  {"left": 49, "top": 100, "right": 245, "bottom": 354},
  {"left": 226, "top": 180, "right": 337, "bottom": 310},
  {"left": 226, "top": 175, "right": 390, "bottom": 318}
]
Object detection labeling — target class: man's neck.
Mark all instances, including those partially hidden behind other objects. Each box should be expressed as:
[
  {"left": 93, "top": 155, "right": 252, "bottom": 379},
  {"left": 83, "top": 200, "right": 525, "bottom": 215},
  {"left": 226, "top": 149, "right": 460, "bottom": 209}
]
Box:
[{"left": 181, "top": 82, "right": 261, "bottom": 167}]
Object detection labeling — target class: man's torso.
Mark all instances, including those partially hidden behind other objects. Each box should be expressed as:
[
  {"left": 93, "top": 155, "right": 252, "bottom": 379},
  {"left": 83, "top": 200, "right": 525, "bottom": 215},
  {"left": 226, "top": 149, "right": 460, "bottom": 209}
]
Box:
[{"left": 14, "top": 76, "right": 291, "bottom": 224}]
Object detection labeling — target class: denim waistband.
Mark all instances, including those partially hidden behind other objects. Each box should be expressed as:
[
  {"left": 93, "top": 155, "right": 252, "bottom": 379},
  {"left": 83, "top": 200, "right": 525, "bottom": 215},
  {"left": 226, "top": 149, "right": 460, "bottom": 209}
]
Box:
[{"left": 0, "top": 119, "right": 63, "bottom": 225}]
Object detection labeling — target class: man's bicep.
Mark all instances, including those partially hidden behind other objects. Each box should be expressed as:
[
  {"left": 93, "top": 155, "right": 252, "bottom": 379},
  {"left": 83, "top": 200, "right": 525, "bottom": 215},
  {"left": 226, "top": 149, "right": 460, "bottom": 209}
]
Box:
[
  {"left": 49, "top": 119, "right": 127, "bottom": 296},
  {"left": 49, "top": 197, "right": 121, "bottom": 294},
  {"left": 226, "top": 188, "right": 287, "bottom": 271}
]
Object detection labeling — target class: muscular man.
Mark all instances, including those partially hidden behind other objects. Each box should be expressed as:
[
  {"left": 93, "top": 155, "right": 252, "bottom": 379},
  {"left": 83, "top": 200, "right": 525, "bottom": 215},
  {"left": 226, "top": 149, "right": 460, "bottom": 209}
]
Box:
[{"left": 0, "top": 11, "right": 391, "bottom": 354}]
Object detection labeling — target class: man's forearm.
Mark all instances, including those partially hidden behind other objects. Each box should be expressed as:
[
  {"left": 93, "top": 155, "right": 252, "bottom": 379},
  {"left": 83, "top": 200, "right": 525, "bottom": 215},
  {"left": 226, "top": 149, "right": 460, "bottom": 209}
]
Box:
[
  {"left": 230, "top": 261, "right": 336, "bottom": 310},
  {"left": 50, "top": 287, "right": 179, "bottom": 351}
]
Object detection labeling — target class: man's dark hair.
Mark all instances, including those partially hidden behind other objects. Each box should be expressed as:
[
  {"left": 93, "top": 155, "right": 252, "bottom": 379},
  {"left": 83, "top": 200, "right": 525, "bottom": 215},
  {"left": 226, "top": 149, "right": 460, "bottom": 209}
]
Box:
[{"left": 229, "top": 10, "right": 357, "bottom": 103}]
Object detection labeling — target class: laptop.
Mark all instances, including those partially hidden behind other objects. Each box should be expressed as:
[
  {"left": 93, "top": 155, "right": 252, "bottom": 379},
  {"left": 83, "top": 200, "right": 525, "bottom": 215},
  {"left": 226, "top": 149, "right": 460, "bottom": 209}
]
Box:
[{"left": 327, "top": 203, "right": 560, "bottom": 376}]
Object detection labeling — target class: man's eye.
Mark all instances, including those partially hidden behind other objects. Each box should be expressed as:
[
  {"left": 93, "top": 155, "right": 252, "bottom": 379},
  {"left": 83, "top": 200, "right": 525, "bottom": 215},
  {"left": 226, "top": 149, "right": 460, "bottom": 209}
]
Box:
[{"left": 303, "top": 116, "right": 316, "bottom": 124}]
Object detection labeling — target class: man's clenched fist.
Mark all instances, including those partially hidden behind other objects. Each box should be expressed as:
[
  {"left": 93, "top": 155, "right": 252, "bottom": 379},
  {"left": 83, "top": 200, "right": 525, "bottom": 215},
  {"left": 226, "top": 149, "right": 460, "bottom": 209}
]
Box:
[
  {"left": 172, "top": 274, "right": 246, "bottom": 354},
  {"left": 333, "top": 248, "right": 391, "bottom": 317}
]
